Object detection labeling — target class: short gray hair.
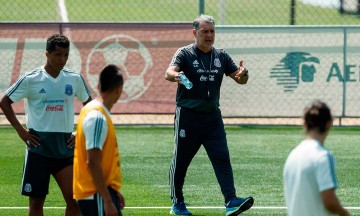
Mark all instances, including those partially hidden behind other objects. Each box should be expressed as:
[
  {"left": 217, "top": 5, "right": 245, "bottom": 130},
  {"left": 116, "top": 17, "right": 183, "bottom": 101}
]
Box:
[{"left": 193, "top": 14, "right": 215, "bottom": 30}]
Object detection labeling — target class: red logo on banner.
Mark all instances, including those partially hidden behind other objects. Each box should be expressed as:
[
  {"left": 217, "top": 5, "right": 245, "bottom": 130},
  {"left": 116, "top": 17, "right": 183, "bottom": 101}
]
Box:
[{"left": 46, "top": 105, "right": 64, "bottom": 112}]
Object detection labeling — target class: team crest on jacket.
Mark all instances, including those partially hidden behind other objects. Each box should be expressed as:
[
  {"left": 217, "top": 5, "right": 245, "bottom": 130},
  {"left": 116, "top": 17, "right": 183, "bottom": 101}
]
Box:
[
  {"left": 65, "top": 84, "right": 73, "bottom": 96},
  {"left": 214, "top": 58, "right": 221, "bottom": 67},
  {"left": 179, "top": 129, "right": 186, "bottom": 138}
]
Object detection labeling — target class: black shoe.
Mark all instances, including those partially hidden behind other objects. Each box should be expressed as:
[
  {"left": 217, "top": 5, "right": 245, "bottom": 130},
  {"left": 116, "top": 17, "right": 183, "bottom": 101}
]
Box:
[{"left": 225, "top": 196, "right": 254, "bottom": 215}]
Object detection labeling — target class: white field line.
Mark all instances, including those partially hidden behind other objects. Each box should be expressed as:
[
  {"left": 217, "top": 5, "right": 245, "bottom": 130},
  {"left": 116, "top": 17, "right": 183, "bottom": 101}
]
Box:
[
  {"left": 1, "top": 206, "right": 360, "bottom": 210},
  {"left": 57, "top": 0, "right": 72, "bottom": 39}
]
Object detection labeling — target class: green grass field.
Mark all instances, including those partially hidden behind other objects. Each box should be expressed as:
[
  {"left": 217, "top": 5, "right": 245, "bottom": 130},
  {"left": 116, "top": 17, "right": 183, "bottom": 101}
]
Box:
[
  {"left": 0, "top": 126, "right": 359, "bottom": 216},
  {"left": 1, "top": 0, "right": 360, "bottom": 25},
  {"left": 1, "top": 0, "right": 359, "bottom": 214}
]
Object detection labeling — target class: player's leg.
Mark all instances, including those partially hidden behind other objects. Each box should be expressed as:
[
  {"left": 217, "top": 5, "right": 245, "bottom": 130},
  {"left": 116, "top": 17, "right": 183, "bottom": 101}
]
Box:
[
  {"left": 52, "top": 157, "right": 81, "bottom": 216},
  {"left": 28, "top": 197, "right": 45, "bottom": 216},
  {"left": 203, "top": 110, "right": 236, "bottom": 203},
  {"left": 77, "top": 194, "right": 102, "bottom": 216},
  {"left": 203, "top": 111, "right": 254, "bottom": 215},
  {"left": 108, "top": 187, "right": 123, "bottom": 216},
  {"left": 77, "top": 187, "right": 122, "bottom": 216},
  {"left": 21, "top": 151, "right": 51, "bottom": 216},
  {"left": 203, "top": 137, "right": 236, "bottom": 202},
  {"left": 170, "top": 107, "right": 201, "bottom": 204}
]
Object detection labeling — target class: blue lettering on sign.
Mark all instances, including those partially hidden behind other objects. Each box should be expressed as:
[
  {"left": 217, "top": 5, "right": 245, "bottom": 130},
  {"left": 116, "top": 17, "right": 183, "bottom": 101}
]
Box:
[{"left": 327, "top": 63, "right": 358, "bottom": 82}]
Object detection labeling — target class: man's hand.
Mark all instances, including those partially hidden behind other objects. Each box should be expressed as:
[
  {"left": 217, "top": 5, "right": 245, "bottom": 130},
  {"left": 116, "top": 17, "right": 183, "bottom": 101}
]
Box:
[
  {"left": 19, "top": 128, "right": 41, "bottom": 148},
  {"left": 165, "top": 66, "right": 181, "bottom": 82},
  {"left": 232, "top": 60, "right": 249, "bottom": 84},
  {"left": 104, "top": 199, "right": 118, "bottom": 216},
  {"left": 117, "top": 191, "right": 126, "bottom": 210},
  {"left": 234, "top": 60, "right": 248, "bottom": 80}
]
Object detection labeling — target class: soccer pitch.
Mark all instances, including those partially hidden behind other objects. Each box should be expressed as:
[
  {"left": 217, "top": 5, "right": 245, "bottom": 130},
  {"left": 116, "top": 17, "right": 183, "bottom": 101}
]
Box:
[
  {"left": 0, "top": 126, "right": 359, "bottom": 215},
  {"left": 1, "top": 0, "right": 360, "bottom": 25}
]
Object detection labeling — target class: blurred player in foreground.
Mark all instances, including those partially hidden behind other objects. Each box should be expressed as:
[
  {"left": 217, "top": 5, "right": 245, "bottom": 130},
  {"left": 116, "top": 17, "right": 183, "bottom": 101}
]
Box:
[
  {"left": 73, "top": 64, "right": 125, "bottom": 216},
  {"left": 0, "top": 34, "right": 91, "bottom": 216},
  {"left": 165, "top": 14, "right": 253, "bottom": 216},
  {"left": 283, "top": 100, "right": 350, "bottom": 216}
]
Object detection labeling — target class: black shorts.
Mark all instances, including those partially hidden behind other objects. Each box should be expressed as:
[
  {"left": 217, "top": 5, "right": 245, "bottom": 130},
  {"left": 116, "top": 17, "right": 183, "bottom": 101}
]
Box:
[
  {"left": 20, "top": 150, "right": 73, "bottom": 197},
  {"left": 77, "top": 187, "right": 122, "bottom": 216}
]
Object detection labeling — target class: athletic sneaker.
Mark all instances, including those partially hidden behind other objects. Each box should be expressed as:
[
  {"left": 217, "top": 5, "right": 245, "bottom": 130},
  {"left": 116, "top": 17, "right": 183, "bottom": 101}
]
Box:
[
  {"left": 170, "top": 201, "right": 192, "bottom": 215},
  {"left": 225, "top": 196, "right": 254, "bottom": 216}
]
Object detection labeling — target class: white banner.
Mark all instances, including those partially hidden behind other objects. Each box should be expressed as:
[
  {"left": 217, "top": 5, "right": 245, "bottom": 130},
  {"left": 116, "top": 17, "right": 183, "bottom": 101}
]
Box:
[
  {"left": 217, "top": 27, "right": 360, "bottom": 117},
  {"left": 1, "top": 24, "right": 359, "bottom": 117}
]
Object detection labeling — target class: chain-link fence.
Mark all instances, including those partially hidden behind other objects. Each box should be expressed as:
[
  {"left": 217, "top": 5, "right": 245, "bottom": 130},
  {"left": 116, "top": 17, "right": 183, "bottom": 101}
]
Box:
[
  {"left": 1, "top": 0, "right": 360, "bottom": 25},
  {"left": 1, "top": 0, "right": 360, "bottom": 126}
]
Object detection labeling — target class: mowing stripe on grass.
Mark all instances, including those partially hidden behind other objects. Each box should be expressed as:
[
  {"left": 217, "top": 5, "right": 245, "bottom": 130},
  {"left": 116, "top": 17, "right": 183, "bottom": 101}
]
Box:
[
  {"left": 58, "top": 0, "right": 69, "bottom": 22},
  {"left": 1, "top": 206, "right": 360, "bottom": 210}
]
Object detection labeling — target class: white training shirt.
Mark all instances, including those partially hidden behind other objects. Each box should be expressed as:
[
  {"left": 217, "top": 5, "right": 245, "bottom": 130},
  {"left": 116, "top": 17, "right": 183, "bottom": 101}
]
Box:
[
  {"left": 81, "top": 99, "right": 110, "bottom": 151},
  {"left": 6, "top": 66, "right": 91, "bottom": 132},
  {"left": 283, "top": 139, "right": 338, "bottom": 216}
]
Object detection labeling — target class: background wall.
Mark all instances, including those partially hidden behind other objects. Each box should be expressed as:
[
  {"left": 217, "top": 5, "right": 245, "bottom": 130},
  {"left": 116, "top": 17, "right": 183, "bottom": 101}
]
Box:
[{"left": 1, "top": 0, "right": 359, "bottom": 125}]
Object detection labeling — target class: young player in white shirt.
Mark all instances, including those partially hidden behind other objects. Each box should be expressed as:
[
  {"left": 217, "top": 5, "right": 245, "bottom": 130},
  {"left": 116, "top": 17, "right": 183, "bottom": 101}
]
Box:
[
  {"left": 283, "top": 100, "right": 350, "bottom": 216},
  {"left": 0, "top": 34, "right": 92, "bottom": 216}
]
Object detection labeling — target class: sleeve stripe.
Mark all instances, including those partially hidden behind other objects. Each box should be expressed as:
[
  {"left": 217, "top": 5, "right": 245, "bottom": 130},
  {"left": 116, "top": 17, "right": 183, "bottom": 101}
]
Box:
[
  {"left": 169, "top": 48, "right": 182, "bottom": 66},
  {"left": 93, "top": 111, "right": 104, "bottom": 149},
  {"left": 6, "top": 75, "right": 26, "bottom": 96},
  {"left": 327, "top": 153, "right": 338, "bottom": 187},
  {"left": 6, "top": 69, "right": 40, "bottom": 96},
  {"left": 80, "top": 75, "right": 92, "bottom": 97}
]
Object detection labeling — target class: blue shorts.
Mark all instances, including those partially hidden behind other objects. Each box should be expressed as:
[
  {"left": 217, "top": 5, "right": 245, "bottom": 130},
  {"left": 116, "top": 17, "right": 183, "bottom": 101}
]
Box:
[{"left": 20, "top": 150, "right": 73, "bottom": 197}]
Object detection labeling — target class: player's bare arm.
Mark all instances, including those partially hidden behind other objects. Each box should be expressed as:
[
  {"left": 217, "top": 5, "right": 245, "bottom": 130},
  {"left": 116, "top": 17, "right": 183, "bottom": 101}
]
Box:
[
  {"left": 230, "top": 60, "right": 249, "bottom": 85},
  {"left": 116, "top": 190, "right": 126, "bottom": 210},
  {"left": 66, "top": 96, "right": 93, "bottom": 148},
  {"left": 321, "top": 189, "right": 350, "bottom": 216},
  {"left": 0, "top": 95, "right": 40, "bottom": 147},
  {"left": 165, "top": 66, "right": 181, "bottom": 82},
  {"left": 87, "top": 148, "right": 119, "bottom": 216}
]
